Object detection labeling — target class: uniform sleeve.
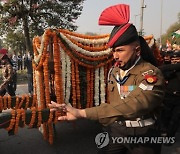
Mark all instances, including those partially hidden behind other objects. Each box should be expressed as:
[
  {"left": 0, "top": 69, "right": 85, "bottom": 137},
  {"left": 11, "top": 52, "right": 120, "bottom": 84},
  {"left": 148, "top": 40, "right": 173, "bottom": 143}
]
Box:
[{"left": 85, "top": 67, "right": 165, "bottom": 125}]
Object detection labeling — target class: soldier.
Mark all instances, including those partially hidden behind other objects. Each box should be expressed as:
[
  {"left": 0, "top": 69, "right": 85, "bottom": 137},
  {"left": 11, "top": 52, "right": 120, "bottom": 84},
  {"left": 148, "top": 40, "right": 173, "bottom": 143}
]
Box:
[
  {"left": 159, "top": 51, "right": 180, "bottom": 139},
  {"left": 0, "top": 48, "right": 16, "bottom": 96},
  {"left": 49, "top": 4, "right": 165, "bottom": 154},
  {"left": 171, "top": 51, "right": 180, "bottom": 64},
  {"left": 162, "top": 50, "right": 173, "bottom": 64}
]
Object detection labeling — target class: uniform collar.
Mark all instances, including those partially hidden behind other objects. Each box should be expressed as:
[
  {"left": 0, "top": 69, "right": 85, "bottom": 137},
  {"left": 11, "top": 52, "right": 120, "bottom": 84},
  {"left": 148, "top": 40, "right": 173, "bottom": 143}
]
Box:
[{"left": 113, "top": 56, "right": 144, "bottom": 76}]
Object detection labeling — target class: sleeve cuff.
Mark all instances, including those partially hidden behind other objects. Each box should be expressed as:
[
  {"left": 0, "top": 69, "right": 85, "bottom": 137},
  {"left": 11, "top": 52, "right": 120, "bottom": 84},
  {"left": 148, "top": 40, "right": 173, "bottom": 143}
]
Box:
[{"left": 85, "top": 107, "right": 99, "bottom": 120}]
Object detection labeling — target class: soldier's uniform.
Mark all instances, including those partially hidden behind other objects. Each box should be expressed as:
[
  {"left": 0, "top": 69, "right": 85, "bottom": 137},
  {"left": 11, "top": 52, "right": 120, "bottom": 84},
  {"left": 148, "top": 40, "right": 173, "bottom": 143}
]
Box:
[
  {"left": 85, "top": 58, "right": 165, "bottom": 153},
  {"left": 0, "top": 49, "right": 16, "bottom": 97},
  {"left": 0, "top": 63, "right": 15, "bottom": 96}
]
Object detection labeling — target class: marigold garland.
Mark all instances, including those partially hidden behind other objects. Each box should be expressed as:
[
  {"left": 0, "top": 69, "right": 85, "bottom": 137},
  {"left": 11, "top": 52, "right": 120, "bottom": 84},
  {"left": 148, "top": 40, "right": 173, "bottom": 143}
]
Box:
[
  {"left": 37, "top": 107, "right": 42, "bottom": 127},
  {"left": 75, "top": 62, "right": 81, "bottom": 108},
  {"left": 39, "top": 71, "right": 45, "bottom": 108},
  {"left": 15, "top": 96, "right": 20, "bottom": 109},
  {"left": 66, "top": 41, "right": 112, "bottom": 62},
  {"left": 43, "top": 54, "right": 51, "bottom": 107},
  {"left": 25, "top": 95, "right": 30, "bottom": 109},
  {"left": 58, "top": 38, "right": 113, "bottom": 69},
  {"left": 63, "top": 33, "right": 108, "bottom": 52},
  {"left": 86, "top": 69, "right": 91, "bottom": 108},
  {"left": 18, "top": 95, "right": 25, "bottom": 109},
  {"left": 58, "top": 29, "right": 109, "bottom": 39},
  {"left": 29, "top": 107, "right": 36, "bottom": 128},
  {"left": 21, "top": 108, "right": 26, "bottom": 127},
  {"left": 7, "top": 96, "right": 11, "bottom": 109},
  {"left": 53, "top": 33, "right": 64, "bottom": 104},
  {"left": 90, "top": 69, "right": 94, "bottom": 107},
  {"left": 6, "top": 109, "right": 16, "bottom": 131},
  {"left": 71, "top": 60, "right": 77, "bottom": 107},
  {"left": 14, "top": 109, "right": 21, "bottom": 134}
]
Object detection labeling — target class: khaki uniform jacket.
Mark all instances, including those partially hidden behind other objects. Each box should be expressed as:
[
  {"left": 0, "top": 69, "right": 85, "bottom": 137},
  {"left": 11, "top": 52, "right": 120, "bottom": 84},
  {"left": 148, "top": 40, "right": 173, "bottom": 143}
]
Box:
[
  {"left": 0, "top": 64, "right": 14, "bottom": 90},
  {"left": 85, "top": 58, "right": 165, "bottom": 126}
]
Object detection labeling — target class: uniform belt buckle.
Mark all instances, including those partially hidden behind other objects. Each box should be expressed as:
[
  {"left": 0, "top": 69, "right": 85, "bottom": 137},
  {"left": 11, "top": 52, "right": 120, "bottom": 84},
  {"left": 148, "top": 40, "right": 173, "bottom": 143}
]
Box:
[{"left": 137, "top": 118, "right": 145, "bottom": 127}]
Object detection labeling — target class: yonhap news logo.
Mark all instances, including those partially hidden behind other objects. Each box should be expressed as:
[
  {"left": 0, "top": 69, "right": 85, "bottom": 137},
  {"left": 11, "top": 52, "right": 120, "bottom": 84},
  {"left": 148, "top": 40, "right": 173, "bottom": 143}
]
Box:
[
  {"left": 95, "top": 132, "right": 109, "bottom": 148},
  {"left": 95, "top": 132, "right": 176, "bottom": 148}
]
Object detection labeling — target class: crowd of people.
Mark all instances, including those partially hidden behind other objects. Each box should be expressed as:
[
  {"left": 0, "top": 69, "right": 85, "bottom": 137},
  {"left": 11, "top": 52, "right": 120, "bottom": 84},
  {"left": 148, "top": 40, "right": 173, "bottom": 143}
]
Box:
[
  {"left": 0, "top": 49, "right": 33, "bottom": 96},
  {"left": 159, "top": 49, "right": 180, "bottom": 142}
]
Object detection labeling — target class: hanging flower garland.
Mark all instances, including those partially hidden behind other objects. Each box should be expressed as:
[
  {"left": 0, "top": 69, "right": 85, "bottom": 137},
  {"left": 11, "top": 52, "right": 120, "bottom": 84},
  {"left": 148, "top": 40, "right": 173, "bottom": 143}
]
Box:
[
  {"left": 59, "top": 32, "right": 112, "bottom": 57},
  {"left": 90, "top": 69, "right": 94, "bottom": 107},
  {"left": 15, "top": 96, "right": 20, "bottom": 109},
  {"left": 71, "top": 60, "right": 77, "bottom": 107},
  {"left": 65, "top": 33, "right": 109, "bottom": 46},
  {"left": 39, "top": 71, "right": 45, "bottom": 108},
  {"left": 14, "top": 109, "right": 21, "bottom": 134},
  {"left": 18, "top": 95, "right": 25, "bottom": 109},
  {"left": 58, "top": 37, "right": 114, "bottom": 69},
  {"left": 65, "top": 53, "right": 71, "bottom": 104},
  {"left": 86, "top": 69, "right": 91, "bottom": 108},
  {"left": 100, "top": 67, "right": 106, "bottom": 104},
  {"left": 25, "top": 95, "right": 30, "bottom": 109},
  {"left": 63, "top": 33, "right": 109, "bottom": 51},
  {"left": 6, "top": 109, "right": 16, "bottom": 131},
  {"left": 29, "top": 107, "right": 36, "bottom": 128},
  {"left": 94, "top": 68, "right": 100, "bottom": 106},
  {"left": 48, "top": 111, "right": 54, "bottom": 145},
  {"left": 8, "top": 96, "right": 11, "bottom": 109},
  {"left": 59, "top": 29, "right": 109, "bottom": 39},
  {"left": 43, "top": 54, "right": 51, "bottom": 107},
  {"left": 21, "top": 108, "right": 26, "bottom": 127},
  {"left": 60, "top": 46, "right": 67, "bottom": 99},
  {"left": 53, "top": 33, "right": 64, "bottom": 104},
  {"left": 75, "top": 62, "right": 81, "bottom": 108}
]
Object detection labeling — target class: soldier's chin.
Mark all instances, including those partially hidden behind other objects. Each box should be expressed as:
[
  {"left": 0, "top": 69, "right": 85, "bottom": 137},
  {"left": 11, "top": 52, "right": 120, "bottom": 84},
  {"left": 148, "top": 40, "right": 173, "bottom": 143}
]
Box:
[{"left": 118, "top": 64, "right": 125, "bottom": 69}]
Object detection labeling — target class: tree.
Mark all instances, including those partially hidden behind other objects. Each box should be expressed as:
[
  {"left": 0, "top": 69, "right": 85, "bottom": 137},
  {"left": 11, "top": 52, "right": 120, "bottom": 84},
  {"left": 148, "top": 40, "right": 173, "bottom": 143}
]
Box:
[
  {"left": 158, "top": 12, "right": 180, "bottom": 47},
  {"left": 2, "top": 30, "right": 26, "bottom": 54},
  {"left": 0, "top": 0, "right": 84, "bottom": 54},
  {"left": 0, "top": 39, "right": 2, "bottom": 49}
]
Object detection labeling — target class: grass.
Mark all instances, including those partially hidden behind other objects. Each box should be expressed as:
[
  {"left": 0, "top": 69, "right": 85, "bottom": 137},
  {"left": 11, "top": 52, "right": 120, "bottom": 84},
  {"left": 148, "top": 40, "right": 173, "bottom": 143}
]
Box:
[
  {"left": 0, "top": 69, "right": 28, "bottom": 85},
  {"left": 16, "top": 70, "right": 29, "bottom": 84}
]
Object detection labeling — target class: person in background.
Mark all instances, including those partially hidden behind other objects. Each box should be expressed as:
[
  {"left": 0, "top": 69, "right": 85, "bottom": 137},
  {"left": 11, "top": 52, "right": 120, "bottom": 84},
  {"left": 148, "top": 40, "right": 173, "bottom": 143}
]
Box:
[
  {"left": 17, "top": 53, "right": 23, "bottom": 70},
  {"left": 9, "top": 53, "right": 18, "bottom": 92},
  {"left": 23, "top": 53, "right": 28, "bottom": 70},
  {"left": 49, "top": 4, "right": 165, "bottom": 154},
  {"left": 171, "top": 51, "right": 180, "bottom": 64},
  {"left": 25, "top": 52, "right": 33, "bottom": 95},
  {"left": 162, "top": 51, "right": 173, "bottom": 64},
  {"left": 0, "top": 48, "right": 15, "bottom": 96},
  {"left": 159, "top": 51, "right": 180, "bottom": 140}
]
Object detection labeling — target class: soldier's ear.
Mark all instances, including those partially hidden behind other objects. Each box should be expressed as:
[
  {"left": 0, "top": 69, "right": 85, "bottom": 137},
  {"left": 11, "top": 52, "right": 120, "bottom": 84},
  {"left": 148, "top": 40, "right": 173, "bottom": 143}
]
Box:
[{"left": 135, "top": 45, "right": 141, "bottom": 56}]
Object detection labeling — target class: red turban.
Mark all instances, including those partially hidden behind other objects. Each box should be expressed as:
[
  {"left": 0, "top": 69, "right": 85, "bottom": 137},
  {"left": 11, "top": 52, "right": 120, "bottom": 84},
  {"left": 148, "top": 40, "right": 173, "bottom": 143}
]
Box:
[
  {"left": 99, "top": 4, "right": 139, "bottom": 48},
  {"left": 0, "top": 48, "right": 8, "bottom": 59}
]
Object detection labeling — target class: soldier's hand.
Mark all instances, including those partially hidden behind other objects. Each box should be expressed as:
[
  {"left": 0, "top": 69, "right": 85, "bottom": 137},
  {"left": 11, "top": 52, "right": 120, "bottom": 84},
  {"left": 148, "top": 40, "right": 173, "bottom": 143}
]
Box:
[{"left": 48, "top": 101, "right": 87, "bottom": 121}]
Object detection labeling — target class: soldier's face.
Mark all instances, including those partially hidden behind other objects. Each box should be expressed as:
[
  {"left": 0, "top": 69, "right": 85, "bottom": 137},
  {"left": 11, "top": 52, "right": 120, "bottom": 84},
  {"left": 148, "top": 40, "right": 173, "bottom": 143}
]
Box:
[
  {"left": 171, "top": 57, "right": 180, "bottom": 64},
  {"left": 112, "top": 43, "right": 140, "bottom": 69}
]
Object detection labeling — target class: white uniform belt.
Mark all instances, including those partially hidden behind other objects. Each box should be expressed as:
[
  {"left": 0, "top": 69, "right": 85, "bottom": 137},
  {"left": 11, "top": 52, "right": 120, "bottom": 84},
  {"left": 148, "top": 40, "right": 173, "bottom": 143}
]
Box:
[{"left": 125, "top": 118, "right": 155, "bottom": 127}]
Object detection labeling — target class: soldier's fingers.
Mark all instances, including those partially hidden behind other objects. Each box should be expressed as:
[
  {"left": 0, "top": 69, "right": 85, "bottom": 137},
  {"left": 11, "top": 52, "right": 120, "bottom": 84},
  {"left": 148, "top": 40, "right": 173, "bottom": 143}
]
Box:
[
  {"left": 49, "top": 108, "right": 57, "bottom": 112},
  {"left": 58, "top": 116, "right": 67, "bottom": 121}
]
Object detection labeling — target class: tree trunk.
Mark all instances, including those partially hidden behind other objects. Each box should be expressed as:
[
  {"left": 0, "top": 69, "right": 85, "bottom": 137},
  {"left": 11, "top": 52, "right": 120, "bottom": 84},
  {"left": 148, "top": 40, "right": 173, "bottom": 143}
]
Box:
[{"left": 22, "top": 16, "right": 33, "bottom": 55}]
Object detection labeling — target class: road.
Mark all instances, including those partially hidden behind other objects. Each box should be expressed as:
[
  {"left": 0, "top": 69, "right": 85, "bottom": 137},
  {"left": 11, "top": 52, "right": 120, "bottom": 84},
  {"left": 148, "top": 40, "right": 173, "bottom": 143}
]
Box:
[{"left": 0, "top": 84, "right": 179, "bottom": 154}]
